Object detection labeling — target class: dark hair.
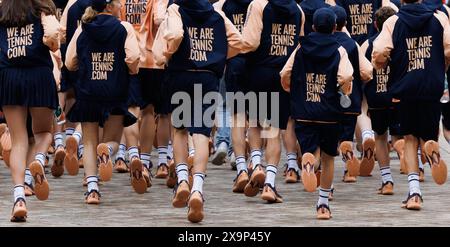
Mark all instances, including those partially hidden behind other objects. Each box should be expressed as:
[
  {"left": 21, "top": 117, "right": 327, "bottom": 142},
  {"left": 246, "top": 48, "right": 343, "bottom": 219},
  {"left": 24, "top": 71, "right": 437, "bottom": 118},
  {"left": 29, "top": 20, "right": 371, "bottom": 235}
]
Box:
[
  {"left": 375, "top": 6, "right": 396, "bottom": 31},
  {"left": 336, "top": 21, "right": 346, "bottom": 31},
  {"left": 0, "top": 0, "right": 56, "bottom": 26}
]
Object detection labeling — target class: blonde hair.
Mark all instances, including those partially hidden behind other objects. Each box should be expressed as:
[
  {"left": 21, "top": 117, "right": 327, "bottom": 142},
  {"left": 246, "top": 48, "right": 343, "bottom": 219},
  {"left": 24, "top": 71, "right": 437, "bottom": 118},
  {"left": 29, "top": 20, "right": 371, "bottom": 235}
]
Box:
[{"left": 81, "top": 0, "right": 119, "bottom": 23}]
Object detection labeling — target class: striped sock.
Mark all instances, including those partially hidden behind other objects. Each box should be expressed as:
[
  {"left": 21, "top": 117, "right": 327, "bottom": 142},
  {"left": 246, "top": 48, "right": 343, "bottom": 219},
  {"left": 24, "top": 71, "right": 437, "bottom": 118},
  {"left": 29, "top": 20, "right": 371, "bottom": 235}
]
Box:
[
  {"left": 78, "top": 144, "right": 84, "bottom": 158},
  {"left": 188, "top": 148, "right": 195, "bottom": 157},
  {"left": 176, "top": 163, "right": 189, "bottom": 184},
  {"left": 128, "top": 146, "right": 139, "bottom": 160},
  {"left": 107, "top": 145, "right": 113, "bottom": 157},
  {"left": 362, "top": 130, "right": 375, "bottom": 143},
  {"left": 13, "top": 185, "right": 25, "bottom": 202},
  {"left": 168, "top": 141, "right": 173, "bottom": 160},
  {"left": 250, "top": 149, "right": 262, "bottom": 169},
  {"left": 380, "top": 166, "right": 393, "bottom": 184},
  {"left": 86, "top": 176, "right": 99, "bottom": 192},
  {"left": 35, "top": 152, "right": 46, "bottom": 167},
  {"left": 265, "top": 165, "right": 277, "bottom": 187},
  {"left": 318, "top": 187, "right": 331, "bottom": 206},
  {"left": 192, "top": 173, "right": 205, "bottom": 194},
  {"left": 140, "top": 153, "right": 152, "bottom": 169},
  {"left": 418, "top": 150, "right": 425, "bottom": 170},
  {"left": 236, "top": 156, "right": 247, "bottom": 173},
  {"left": 54, "top": 132, "right": 64, "bottom": 149},
  {"left": 116, "top": 144, "right": 126, "bottom": 161},
  {"left": 287, "top": 152, "right": 299, "bottom": 171},
  {"left": 65, "top": 127, "right": 75, "bottom": 136},
  {"left": 73, "top": 131, "right": 82, "bottom": 144},
  {"left": 24, "top": 169, "right": 33, "bottom": 185},
  {"left": 158, "top": 146, "right": 168, "bottom": 166},
  {"left": 408, "top": 172, "right": 421, "bottom": 195}
]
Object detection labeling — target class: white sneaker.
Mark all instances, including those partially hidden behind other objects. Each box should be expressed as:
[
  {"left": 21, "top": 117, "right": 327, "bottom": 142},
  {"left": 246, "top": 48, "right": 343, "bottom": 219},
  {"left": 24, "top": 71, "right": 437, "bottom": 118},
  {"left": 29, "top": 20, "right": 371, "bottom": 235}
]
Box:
[{"left": 211, "top": 142, "right": 228, "bottom": 166}]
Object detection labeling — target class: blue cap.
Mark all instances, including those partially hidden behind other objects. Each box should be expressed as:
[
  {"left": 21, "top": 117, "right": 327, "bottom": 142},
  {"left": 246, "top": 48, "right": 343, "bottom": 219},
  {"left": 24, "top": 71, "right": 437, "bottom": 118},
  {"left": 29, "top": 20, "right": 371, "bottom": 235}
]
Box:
[
  {"left": 330, "top": 5, "right": 347, "bottom": 28},
  {"left": 92, "top": 0, "right": 113, "bottom": 12},
  {"left": 313, "top": 7, "right": 337, "bottom": 34}
]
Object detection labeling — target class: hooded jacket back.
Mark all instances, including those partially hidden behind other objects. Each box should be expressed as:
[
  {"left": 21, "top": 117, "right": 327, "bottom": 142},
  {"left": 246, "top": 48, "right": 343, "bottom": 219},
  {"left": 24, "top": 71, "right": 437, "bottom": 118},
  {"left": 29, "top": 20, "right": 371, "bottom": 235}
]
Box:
[
  {"left": 290, "top": 32, "right": 342, "bottom": 122},
  {"left": 76, "top": 14, "right": 130, "bottom": 101},
  {"left": 167, "top": 0, "right": 228, "bottom": 77},
  {"left": 67, "top": 0, "right": 91, "bottom": 46},
  {"left": 246, "top": 0, "right": 302, "bottom": 68},
  {"left": 299, "top": 0, "right": 330, "bottom": 36},
  {"left": 388, "top": 3, "right": 445, "bottom": 101}
]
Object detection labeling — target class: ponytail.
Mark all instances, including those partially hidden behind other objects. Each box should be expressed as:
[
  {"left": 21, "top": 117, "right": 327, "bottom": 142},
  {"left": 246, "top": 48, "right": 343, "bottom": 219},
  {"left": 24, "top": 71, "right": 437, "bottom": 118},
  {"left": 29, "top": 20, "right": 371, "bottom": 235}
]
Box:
[{"left": 82, "top": 7, "right": 98, "bottom": 23}]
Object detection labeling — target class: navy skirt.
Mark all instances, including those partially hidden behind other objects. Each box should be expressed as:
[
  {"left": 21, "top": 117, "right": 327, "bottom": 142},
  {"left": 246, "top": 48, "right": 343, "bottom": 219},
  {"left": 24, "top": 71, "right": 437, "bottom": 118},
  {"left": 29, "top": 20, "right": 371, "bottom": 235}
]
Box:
[
  {"left": 67, "top": 99, "right": 137, "bottom": 128},
  {"left": 127, "top": 74, "right": 143, "bottom": 107},
  {"left": 0, "top": 66, "right": 58, "bottom": 109}
]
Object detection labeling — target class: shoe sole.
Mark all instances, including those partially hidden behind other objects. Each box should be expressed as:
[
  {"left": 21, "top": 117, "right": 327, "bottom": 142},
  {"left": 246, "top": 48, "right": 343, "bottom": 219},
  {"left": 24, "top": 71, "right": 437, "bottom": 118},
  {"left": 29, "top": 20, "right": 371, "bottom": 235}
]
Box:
[
  {"left": 360, "top": 138, "right": 375, "bottom": 176},
  {"left": 424, "top": 141, "right": 448, "bottom": 185},
  {"left": 393, "top": 140, "right": 407, "bottom": 174},
  {"left": 130, "top": 159, "right": 147, "bottom": 194},
  {"left": 188, "top": 196, "right": 204, "bottom": 223},
  {"left": 97, "top": 144, "right": 112, "bottom": 182},
  {"left": 30, "top": 161, "right": 49, "bottom": 200},
  {"left": 155, "top": 166, "right": 169, "bottom": 178},
  {"left": 261, "top": 189, "right": 282, "bottom": 203},
  {"left": 301, "top": 154, "right": 317, "bottom": 192},
  {"left": 166, "top": 161, "right": 177, "bottom": 188},
  {"left": 244, "top": 169, "right": 265, "bottom": 197},
  {"left": 342, "top": 176, "right": 357, "bottom": 183},
  {"left": 65, "top": 137, "right": 79, "bottom": 176},
  {"left": 285, "top": 171, "right": 299, "bottom": 183},
  {"left": 340, "top": 141, "right": 360, "bottom": 177},
  {"left": 173, "top": 184, "right": 190, "bottom": 208},
  {"left": 11, "top": 208, "right": 27, "bottom": 222},
  {"left": 52, "top": 149, "right": 65, "bottom": 177},
  {"left": 211, "top": 151, "right": 227, "bottom": 166},
  {"left": 232, "top": 175, "right": 249, "bottom": 193}
]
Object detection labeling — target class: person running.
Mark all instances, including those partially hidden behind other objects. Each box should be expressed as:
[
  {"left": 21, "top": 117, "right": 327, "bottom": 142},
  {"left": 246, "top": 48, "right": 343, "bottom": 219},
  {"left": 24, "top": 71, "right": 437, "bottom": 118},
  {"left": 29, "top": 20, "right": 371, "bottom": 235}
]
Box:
[
  {"left": 65, "top": 0, "right": 140, "bottom": 204},
  {"left": 0, "top": 0, "right": 61, "bottom": 222},
  {"left": 372, "top": 0, "right": 450, "bottom": 210}
]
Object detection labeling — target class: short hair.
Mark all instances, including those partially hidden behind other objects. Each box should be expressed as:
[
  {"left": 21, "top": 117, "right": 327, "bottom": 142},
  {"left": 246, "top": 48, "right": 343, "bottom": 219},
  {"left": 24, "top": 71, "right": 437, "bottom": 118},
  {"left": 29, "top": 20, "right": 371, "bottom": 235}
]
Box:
[
  {"left": 402, "top": 0, "right": 419, "bottom": 4},
  {"left": 375, "top": 6, "right": 396, "bottom": 31}
]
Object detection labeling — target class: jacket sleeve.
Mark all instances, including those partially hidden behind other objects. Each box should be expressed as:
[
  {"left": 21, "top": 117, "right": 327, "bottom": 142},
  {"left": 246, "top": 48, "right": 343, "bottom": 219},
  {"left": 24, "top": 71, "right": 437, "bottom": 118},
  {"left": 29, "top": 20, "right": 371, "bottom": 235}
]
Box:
[
  {"left": 65, "top": 26, "right": 82, "bottom": 71},
  {"left": 216, "top": 10, "right": 243, "bottom": 59},
  {"left": 372, "top": 15, "right": 397, "bottom": 70},
  {"left": 241, "top": 0, "right": 265, "bottom": 53},
  {"left": 154, "top": 0, "right": 170, "bottom": 26},
  {"left": 280, "top": 45, "right": 300, "bottom": 92},
  {"left": 60, "top": 0, "right": 77, "bottom": 44},
  {"left": 357, "top": 43, "right": 373, "bottom": 83},
  {"left": 338, "top": 46, "right": 354, "bottom": 95},
  {"left": 41, "top": 13, "right": 62, "bottom": 52},
  {"left": 152, "top": 4, "right": 184, "bottom": 66},
  {"left": 121, "top": 21, "right": 141, "bottom": 75},
  {"left": 434, "top": 12, "right": 450, "bottom": 67}
]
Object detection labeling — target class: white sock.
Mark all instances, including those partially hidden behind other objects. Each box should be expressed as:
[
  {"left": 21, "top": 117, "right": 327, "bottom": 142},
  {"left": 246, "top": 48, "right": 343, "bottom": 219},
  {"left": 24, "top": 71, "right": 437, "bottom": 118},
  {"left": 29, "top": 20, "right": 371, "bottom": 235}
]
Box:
[
  {"left": 78, "top": 144, "right": 84, "bottom": 158},
  {"left": 128, "top": 146, "right": 139, "bottom": 160},
  {"left": 140, "top": 153, "right": 152, "bottom": 169},
  {"left": 318, "top": 187, "right": 331, "bottom": 206},
  {"left": 116, "top": 144, "right": 126, "bottom": 161},
  {"left": 158, "top": 146, "right": 168, "bottom": 166},
  {"left": 380, "top": 166, "right": 393, "bottom": 184},
  {"left": 408, "top": 172, "right": 421, "bottom": 195},
  {"left": 13, "top": 185, "right": 25, "bottom": 202},
  {"left": 188, "top": 148, "right": 195, "bottom": 157},
  {"left": 250, "top": 149, "right": 262, "bottom": 169},
  {"left": 35, "top": 152, "right": 46, "bottom": 167},
  {"left": 65, "top": 127, "right": 75, "bottom": 136},
  {"left": 54, "top": 132, "right": 64, "bottom": 149},
  {"left": 265, "top": 165, "right": 277, "bottom": 187},
  {"left": 192, "top": 173, "right": 205, "bottom": 194},
  {"left": 362, "top": 130, "right": 375, "bottom": 143},
  {"left": 287, "top": 152, "right": 299, "bottom": 171},
  {"left": 176, "top": 163, "right": 189, "bottom": 184},
  {"left": 107, "top": 145, "right": 114, "bottom": 157},
  {"left": 86, "top": 176, "right": 99, "bottom": 192},
  {"left": 25, "top": 169, "right": 33, "bottom": 185},
  {"left": 236, "top": 156, "right": 247, "bottom": 173},
  {"left": 73, "top": 131, "right": 82, "bottom": 144}
]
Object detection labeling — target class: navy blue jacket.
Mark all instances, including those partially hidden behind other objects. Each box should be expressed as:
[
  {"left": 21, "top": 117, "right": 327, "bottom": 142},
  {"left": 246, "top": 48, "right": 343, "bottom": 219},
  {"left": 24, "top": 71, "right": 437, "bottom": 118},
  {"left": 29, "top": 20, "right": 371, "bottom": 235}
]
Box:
[{"left": 300, "top": 0, "right": 330, "bottom": 36}]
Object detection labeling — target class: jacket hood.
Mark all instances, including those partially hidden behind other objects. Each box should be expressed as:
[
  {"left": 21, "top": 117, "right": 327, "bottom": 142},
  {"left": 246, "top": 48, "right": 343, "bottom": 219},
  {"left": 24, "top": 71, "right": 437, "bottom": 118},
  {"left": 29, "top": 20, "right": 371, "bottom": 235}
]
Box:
[
  {"left": 423, "top": 0, "right": 444, "bottom": 11},
  {"left": 300, "top": 32, "right": 340, "bottom": 60},
  {"left": 269, "top": 0, "right": 299, "bottom": 16},
  {"left": 300, "top": 0, "right": 329, "bottom": 16},
  {"left": 82, "top": 14, "right": 122, "bottom": 43},
  {"left": 176, "top": 0, "right": 215, "bottom": 21},
  {"left": 397, "top": 3, "right": 435, "bottom": 31}
]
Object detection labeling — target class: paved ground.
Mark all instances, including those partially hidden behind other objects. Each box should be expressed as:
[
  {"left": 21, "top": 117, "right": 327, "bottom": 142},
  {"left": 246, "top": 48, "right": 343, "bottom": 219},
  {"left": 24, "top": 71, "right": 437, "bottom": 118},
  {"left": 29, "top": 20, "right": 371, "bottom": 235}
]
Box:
[{"left": 1, "top": 136, "right": 450, "bottom": 227}]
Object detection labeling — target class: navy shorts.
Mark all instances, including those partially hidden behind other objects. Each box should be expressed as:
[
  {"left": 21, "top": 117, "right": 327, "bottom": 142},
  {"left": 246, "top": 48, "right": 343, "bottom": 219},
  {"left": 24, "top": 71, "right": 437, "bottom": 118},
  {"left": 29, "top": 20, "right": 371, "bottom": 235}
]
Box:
[
  {"left": 140, "top": 68, "right": 170, "bottom": 114},
  {"left": 368, "top": 106, "right": 401, "bottom": 136},
  {"left": 167, "top": 71, "right": 219, "bottom": 137},
  {"left": 247, "top": 66, "right": 290, "bottom": 130},
  {"left": 442, "top": 101, "right": 450, "bottom": 130},
  {"left": 127, "top": 74, "right": 143, "bottom": 107},
  {"left": 225, "top": 56, "right": 248, "bottom": 93},
  {"left": 295, "top": 121, "right": 340, "bottom": 157},
  {"left": 340, "top": 114, "right": 358, "bottom": 142},
  {"left": 399, "top": 100, "right": 440, "bottom": 141}
]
